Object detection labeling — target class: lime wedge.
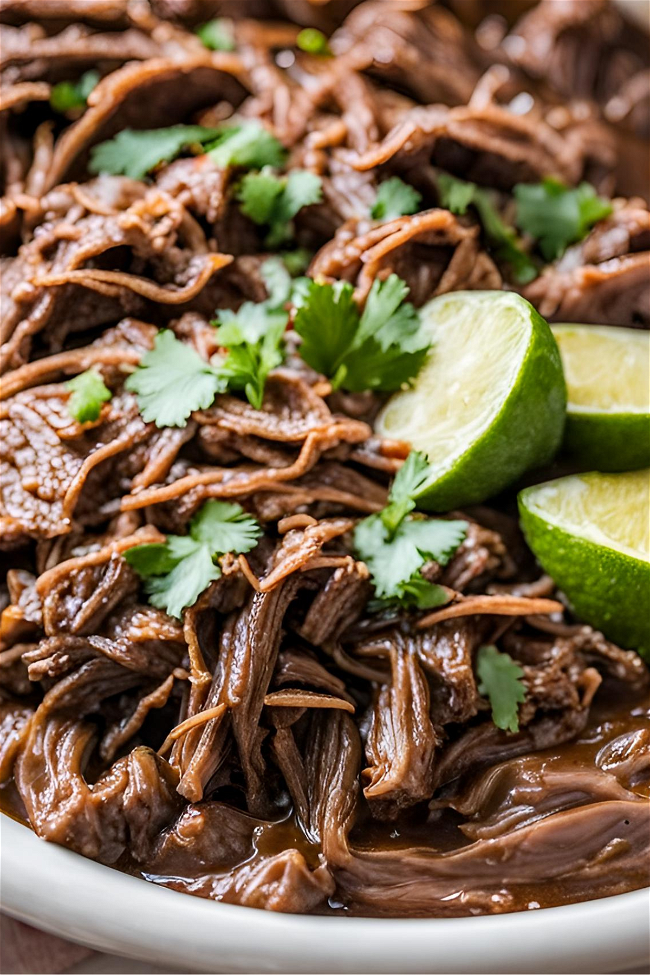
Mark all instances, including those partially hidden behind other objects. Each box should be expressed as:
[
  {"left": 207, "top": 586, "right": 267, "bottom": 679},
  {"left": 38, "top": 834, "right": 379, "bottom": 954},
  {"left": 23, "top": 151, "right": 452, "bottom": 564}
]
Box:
[
  {"left": 375, "top": 291, "right": 566, "bottom": 510},
  {"left": 552, "top": 324, "right": 650, "bottom": 472},
  {"left": 519, "top": 470, "right": 650, "bottom": 657}
]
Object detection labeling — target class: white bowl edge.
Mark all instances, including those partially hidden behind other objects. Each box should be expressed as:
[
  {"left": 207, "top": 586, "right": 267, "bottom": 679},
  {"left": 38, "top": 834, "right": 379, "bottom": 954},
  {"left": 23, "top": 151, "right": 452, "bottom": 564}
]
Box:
[{"left": 1, "top": 815, "right": 649, "bottom": 974}]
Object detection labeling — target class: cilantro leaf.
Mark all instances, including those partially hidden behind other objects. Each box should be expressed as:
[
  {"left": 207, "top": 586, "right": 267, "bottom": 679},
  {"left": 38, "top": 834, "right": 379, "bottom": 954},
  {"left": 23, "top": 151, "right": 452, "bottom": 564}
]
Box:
[
  {"left": 372, "top": 575, "right": 450, "bottom": 612},
  {"left": 120, "top": 543, "right": 179, "bottom": 577},
  {"left": 371, "top": 177, "right": 422, "bottom": 221},
  {"left": 125, "top": 330, "right": 225, "bottom": 428},
  {"left": 354, "top": 513, "right": 467, "bottom": 599},
  {"left": 143, "top": 546, "right": 221, "bottom": 619},
  {"left": 514, "top": 178, "right": 613, "bottom": 261},
  {"left": 128, "top": 260, "right": 296, "bottom": 422},
  {"left": 190, "top": 499, "right": 262, "bottom": 552},
  {"left": 211, "top": 257, "right": 293, "bottom": 408},
  {"left": 260, "top": 254, "right": 293, "bottom": 308},
  {"left": 381, "top": 450, "right": 432, "bottom": 533},
  {"left": 89, "top": 121, "right": 283, "bottom": 180},
  {"left": 89, "top": 125, "right": 222, "bottom": 180},
  {"left": 476, "top": 644, "right": 526, "bottom": 733},
  {"left": 398, "top": 577, "right": 451, "bottom": 610},
  {"left": 50, "top": 70, "right": 99, "bottom": 113},
  {"left": 293, "top": 280, "right": 359, "bottom": 380},
  {"left": 282, "top": 171, "right": 323, "bottom": 223},
  {"left": 214, "top": 320, "right": 285, "bottom": 409},
  {"left": 206, "top": 122, "right": 286, "bottom": 170},
  {"left": 296, "top": 27, "right": 331, "bottom": 55},
  {"left": 237, "top": 168, "right": 322, "bottom": 247},
  {"left": 354, "top": 451, "right": 466, "bottom": 602},
  {"left": 437, "top": 175, "right": 475, "bottom": 214},
  {"left": 66, "top": 369, "right": 112, "bottom": 423},
  {"left": 196, "top": 18, "right": 235, "bottom": 51},
  {"left": 355, "top": 274, "right": 416, "bottom": 345},
  {"left": 237, "top": 168, "right": 283, "bottom": 223},
  {"left": 125, "top": 500, "right": 261, "bottom": 618},
  {"left": 438, "top": 172, "right": 538, "bottom": 285},
  {"left": 294, "top": 274, "right": 429, "bottom": 392}
]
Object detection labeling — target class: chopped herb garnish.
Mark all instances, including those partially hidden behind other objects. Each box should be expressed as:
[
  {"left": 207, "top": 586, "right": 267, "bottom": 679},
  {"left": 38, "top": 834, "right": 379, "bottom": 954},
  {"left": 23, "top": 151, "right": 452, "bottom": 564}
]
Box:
[
  {"left": 125, "top": 501, "right": 261, "bottom": 617},
  {"left": 355, "top": 514, "right": 468, "bottom": 601},
  {"left": 66, "top": 369, "right": 112, "bottom": 423},
  {"left": 213, "top": 331, "right": 284, "bottom": 410},
  {"left": 125, "top": 330, "right": 226, "bottom": 428},
  {"left": 294, "top": 273, "right": 429, "bottom": 392},
  {"left": 514, "top": 178, "right": 613, "bottom": 261},
  {"left": 370, "top": 573, "right": 451, "bottom": 613},
  {"left": 371, "top": 177, "right": 422, "bottom": 221},
  {"left": 354, "top": 450, "right": 467, "bottom": 603},
  {"left": 438, "top": 171, "right": 612, "bottom": 271},
  {"left": 476, "top": 644, "right": 526, "bottom": 733},
  {"left": 212, "top": 258, "right": 298, "bottom": 409},
  {"left": 89, "top": 125, "right": 222, "bottom": 180},
  {"left": 127, "top": 262, "right": 297, "bottom": 424},
  {"left": 258, "top": 254, "right": 295, "bottom": 307},
  {"left": 89, "top": 121, "right": 284, "bottom": 180},
  {"left": 396, "top": 575, "right": 451, "bottom": 610},
  {"left": 296, "top": 27, "right": 331, "bottom": 56},
  {"left": 438, "top": 172, "right": 538, "bottom": 284},
  {"left": 237, "top": 168, "right": 322, "bottom": 247},
  {"left": 50, "top": 70, "right": 99, "bottom": 113},
  {"left": 205, "top": 122, "right": 286, "bottom": 170},
  {"left": 196, "top": 18, "right": 235, "bottom": 51},
  {"left": 379, "top": 450, "right": 432, "bottom": 534}
]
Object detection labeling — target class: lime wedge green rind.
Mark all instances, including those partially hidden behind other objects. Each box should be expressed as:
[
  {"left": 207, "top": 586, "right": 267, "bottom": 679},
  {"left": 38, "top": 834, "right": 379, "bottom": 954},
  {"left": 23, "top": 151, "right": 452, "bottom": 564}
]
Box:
[
  {"left": 552, "top": 324, "right": 650, "bottom": 472},
  {"left": 376, "top": 291, "right": 566, "bottom": 511},
  {"left": 518, "top": 470, "right": 650, "bottom": 658},
  {"left": 563, "top": 412, "right": 650, "bottom": 473}
]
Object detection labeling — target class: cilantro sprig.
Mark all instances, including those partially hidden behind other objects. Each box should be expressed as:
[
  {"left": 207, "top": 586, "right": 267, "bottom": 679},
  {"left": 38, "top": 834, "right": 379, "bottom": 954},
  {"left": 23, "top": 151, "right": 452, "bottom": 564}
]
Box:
[
  {"left": 90, "top": 126, "right": 221, "bottom": 180},
  {"left": 125, "top": 331, "right": 225, "bottom": 427},
  {"left": 206, "top": 123, "right": 286, "bottom": 170},
  {"left": 66, "top": 369, "right": 112, "bottom": 423},
  {"left": 126, "top": 260, "right": 297, "bottom": 424},
  {"left": 50, "top": 70, "right": 99, "bottom": 113},
  {"left": 211, "top": 258, "right": 298, "bottom": 408},
  {"left": 514, "top": 178, "right": 613, "bottom": 261},
  {"left": 371, "top": 177, "right": 422, "bottom": 222},
  {"left": 438, "top": 172, "right": 538, "bottom": 285},
  {"left": 476, "top": 644, "right": 526, "bottom": 733},
  {"left": 354, "top": 451, "right": 467, "bottom": 606},
  {"left": 125, "top": 501, "right": 261, "bottom": 617},
  {"left": 294, "top": 274, "right": 429, "bottom": 393},
  {"left": 196, "top": 18, "right": 235, "bottom": 51},
  {"left": 237, "top": 168, "right": 322, "bottom": 247},
  {"left": 438, "top": 171, "right": 613, "bottom": 274},
  {"left": 89, "top": 121, "right": 284, "bottom": 180}
]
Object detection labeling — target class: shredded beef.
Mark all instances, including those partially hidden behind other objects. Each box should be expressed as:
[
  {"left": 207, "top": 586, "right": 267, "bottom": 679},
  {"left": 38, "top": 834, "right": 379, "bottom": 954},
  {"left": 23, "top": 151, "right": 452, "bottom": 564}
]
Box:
[{"left": 0, "top": 0, "right": 648, "bottom": 922}]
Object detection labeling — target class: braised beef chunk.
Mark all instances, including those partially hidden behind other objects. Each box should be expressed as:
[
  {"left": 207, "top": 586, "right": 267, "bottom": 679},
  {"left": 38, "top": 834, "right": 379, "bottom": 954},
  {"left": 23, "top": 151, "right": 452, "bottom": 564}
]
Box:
[{"left": 0, "top": 0, "right": 649, "bottom": 920}]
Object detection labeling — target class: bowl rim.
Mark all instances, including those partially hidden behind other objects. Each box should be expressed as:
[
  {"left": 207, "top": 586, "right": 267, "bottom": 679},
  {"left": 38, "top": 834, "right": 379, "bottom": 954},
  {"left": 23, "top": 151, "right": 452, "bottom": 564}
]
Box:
[{"left": 2, "top": 813, "right": 649, "bottom": 974}]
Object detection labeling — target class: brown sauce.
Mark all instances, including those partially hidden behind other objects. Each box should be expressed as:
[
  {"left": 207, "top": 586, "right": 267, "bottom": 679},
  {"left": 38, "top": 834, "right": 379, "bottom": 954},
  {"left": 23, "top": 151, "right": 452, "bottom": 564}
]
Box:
[
  {"left": 124, "top": 686, "right": 650, "bottom": 916},
  {"left": 2, "top": 688, "right": 648, "bottom": 917}
]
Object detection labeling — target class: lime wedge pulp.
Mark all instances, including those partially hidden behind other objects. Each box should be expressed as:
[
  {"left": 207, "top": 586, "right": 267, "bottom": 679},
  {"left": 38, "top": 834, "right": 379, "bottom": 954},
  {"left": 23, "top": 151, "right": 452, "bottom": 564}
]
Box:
[
  {"left": 519, "top": 470, "right": 650, "bottom": 657},
  {"left": 552, "top": 324, "right": 650, "bottom": 472},
  {"left": 375, "top": 291, "right": 566, "bottom": 510}
]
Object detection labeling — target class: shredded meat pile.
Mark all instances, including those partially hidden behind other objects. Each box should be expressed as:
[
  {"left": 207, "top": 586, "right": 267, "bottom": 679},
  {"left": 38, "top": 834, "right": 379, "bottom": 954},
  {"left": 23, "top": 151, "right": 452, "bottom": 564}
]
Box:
[{"left": 0, "top": 0, "right": 649, "bottom": 918}]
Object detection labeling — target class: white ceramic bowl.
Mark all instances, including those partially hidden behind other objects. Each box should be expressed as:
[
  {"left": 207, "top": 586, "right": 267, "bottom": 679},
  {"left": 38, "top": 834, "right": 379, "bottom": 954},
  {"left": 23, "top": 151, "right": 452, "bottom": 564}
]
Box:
[{"left": 1, "top": 815, "right": 649, "bottom": 974}]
